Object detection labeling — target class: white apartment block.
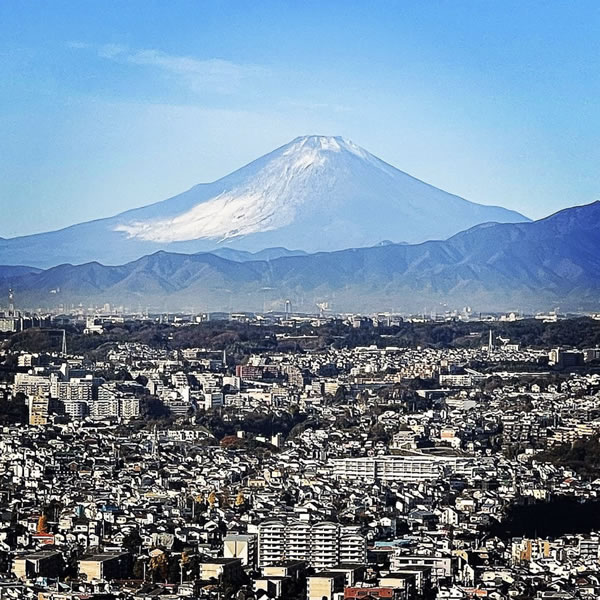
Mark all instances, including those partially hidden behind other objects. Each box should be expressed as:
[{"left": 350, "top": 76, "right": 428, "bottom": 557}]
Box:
[
  {"left": 390, "top": 553, "right": 453, "bottom": 581},
  {"left": 14, "top": 373, "right": 51, "bottom": 397},
  {"left": 120, "top": 397, "right": 140, "bottom": 420},
  {"left": 257, "top": 519, "right": 366, "bottom": 569},
  {"left": 332, "top": 455, "right": 476, "bottom": 483},
  {"left": 63, "top": 400, "right": 88, "bottom": 419},
  {"left": 90, "top": 394, "right": 140, "bottom": 421},
  {"left": 91, "top": 397, "right": 119, "bottom": 419},
  {"left": 439, "top": 374, "right": 472, "bottom": 387},
  {"left": 51, "top": 379, "right": 93, "bottom": 401}
]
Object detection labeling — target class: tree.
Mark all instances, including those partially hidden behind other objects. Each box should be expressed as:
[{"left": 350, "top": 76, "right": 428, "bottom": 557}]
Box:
[
  {"left": 208, "top": 490, "right": 217, "bottom": 508},
  {"left": 115, "top": 368, "right": 133, "bottom": 381},
  {"left": 484, "top": 375, "right": 504, "bottom": 393},
  {"left": 0, "top": 393, "right": 28, "bottom": 424},
  {"left": 181, "top": 552, "right": 200, "bottom": 582},
  {"left": 135, "top": 374, "right": 149, "bottom": 386},
  {"left": 334, "top": 385, "right": 347, "bottom": 404},
  {"left": 44, "top": 499, "right": 63, "bottom": 522},
  {"left": 149, "top": 551, "right": 169, "bottom": 582},
  {"left": 132, "top": 558, "right": 146, "bottom": 580},
  {"left": 123, "top": 529, "right": 143, "bottom": 554},
  {"left": 36, "top": 514, "right": 48, "bottom": 534},
  {"left": 167, "top": 555, "right": 181, "bottom": 583},
  {"left": 368, "top": 423, "right": 390, "bottom": 443},
  {"left": 145, "top": 396, "right": 170, "bottom": 419}
]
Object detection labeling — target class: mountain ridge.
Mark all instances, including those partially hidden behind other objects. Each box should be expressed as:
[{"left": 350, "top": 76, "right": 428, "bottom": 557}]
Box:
[{"left": 3, "top": 201, "right": 598, "bottom": 313}]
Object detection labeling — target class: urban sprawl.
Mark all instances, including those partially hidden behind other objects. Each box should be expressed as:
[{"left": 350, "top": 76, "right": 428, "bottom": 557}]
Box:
[{"left": 1, "top": 300, "right": 600, "bottom": 600}]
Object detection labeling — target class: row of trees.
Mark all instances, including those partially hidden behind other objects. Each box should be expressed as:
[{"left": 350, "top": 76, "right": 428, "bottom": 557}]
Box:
[
  {"left": 536, "top": 436, "right": 600, "bottom": 478},
  {"left": 5, "top": 317, "right": 600, "bottom": 360}
]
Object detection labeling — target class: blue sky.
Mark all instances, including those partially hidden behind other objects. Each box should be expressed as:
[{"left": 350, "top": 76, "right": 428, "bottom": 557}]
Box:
[{"left": 1, "top": 0, "right": 599, "bottom": 237}]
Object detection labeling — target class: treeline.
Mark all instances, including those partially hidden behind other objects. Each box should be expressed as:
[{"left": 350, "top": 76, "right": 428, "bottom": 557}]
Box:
[
  {"left": 491, "top": 497, "right": 600, "bottom": 538},
  {"left": 194, "top": 407, "right": 311, "bottom": 442},
  {"left": 0, "top": 393, "right": 27, "bottom": 425},
  {"left": 3, "top": 316, "right": 600, "bottom": 359},
  {"left": 536, "top": 436, "right": 600, "bottom": 478}
]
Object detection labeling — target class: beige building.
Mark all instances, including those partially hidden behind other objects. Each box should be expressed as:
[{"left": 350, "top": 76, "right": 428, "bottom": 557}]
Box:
[
  {"left": 223, "top": 533, "right": 256, "bottom": 567},
  {"left": 511, "top": 538, "right": 551, "bottom": 564},
  {"left": 29, "top": 394, "right": 49, "bottom": 426},
  {"left": 307, "top": 572, "right": 345, "bottom": 600},
  {"left": 199, "top": 558, "right": 244, "bottom": 583},
  {"left": 79, "top": 553, "right": 131, "bottom": 581},
  {"left": 13, "top": 551, "right": 62, "bottom": 580}
]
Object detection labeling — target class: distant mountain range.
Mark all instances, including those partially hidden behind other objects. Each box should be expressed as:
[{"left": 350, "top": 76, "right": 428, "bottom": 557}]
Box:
[
  {"left": 0, "top": 135, "right": 527, "bottom": 268},
  {"left": 0, "top": 265, "right": 42, "bottom": 278},
  {"left": 3, "top": 202, "right": 599, "bottom": 313},
  {"left": 205, "top": 247, "right": 307, "bottom": 262}
]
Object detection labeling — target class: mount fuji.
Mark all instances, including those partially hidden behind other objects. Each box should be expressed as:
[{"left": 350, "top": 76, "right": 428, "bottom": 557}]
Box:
[{"left": 0, "top": 135, "right": 528, "bottom": 268}]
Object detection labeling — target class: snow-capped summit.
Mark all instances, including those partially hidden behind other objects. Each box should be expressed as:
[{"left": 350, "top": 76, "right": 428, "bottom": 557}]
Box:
[
  {"left": 0, "top": 135, "right": 528, "bottom": 268},
  {"left": 114, "top": 134, "right": 400, "bottom": 245},
  {"left": 113, "top": 134, "right": 526, "bottom": 249},
  {"left": 285, "top": 135, "right": 379, "bottom": 161}
]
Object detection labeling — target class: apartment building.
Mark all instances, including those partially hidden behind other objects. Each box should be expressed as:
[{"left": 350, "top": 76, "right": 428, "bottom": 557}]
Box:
[
  {"left": 90, "top": 394, "right": 140, "bottom": 420},
  {"left": 29, "top": 395, "right": 49, "bottom": 426},
  {"left": 439, "top": 374, "right": 472, "bottom": 387},
  {"left": 62, "top": 400, "right": 88, "bottom": 420},
  {"left": 257, "top": 520, "right": 366, "bottom": 569},
  {"left": 389, "top": 553, "right": 451, "bottom": 583},
  {"left": 333, "top": 455, "right": 447, "bottom": 483},
  {"left": 14, "top": 373, "right": 51, "bottom": 397},
  {"left": 51, "top": 378, "right": 93, "bottom": 402}
]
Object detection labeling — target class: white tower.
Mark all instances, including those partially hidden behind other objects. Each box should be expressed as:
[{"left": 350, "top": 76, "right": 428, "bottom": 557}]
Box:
[
  {"left": 61, "top": 330, "right": 67, "bottom": 356},
  {"left": 8, "top": 289, "right": 15, "bottom": 316}
]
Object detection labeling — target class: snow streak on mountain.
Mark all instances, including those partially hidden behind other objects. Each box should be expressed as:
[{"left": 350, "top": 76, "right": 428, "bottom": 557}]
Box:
[
  {"left": 114, "top": 135, "right": 527, "bottom": 249},
  {"left": 116, "top": 137, "right": 382, "bottom": 243}
]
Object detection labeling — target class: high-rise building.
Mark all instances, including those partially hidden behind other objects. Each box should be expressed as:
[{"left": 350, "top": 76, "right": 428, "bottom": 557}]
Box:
[
  {"left": 14, "top": 373, "right": 51, "bottom": 397},
  {"left": 51, "top": 379, "right": 93, "bottom": 402},
  {"left": 332, "top": 455, "right": 477, "bottom": 483},
  {"left": 62, "top": 400, "right": 88, "bottom": 420}
]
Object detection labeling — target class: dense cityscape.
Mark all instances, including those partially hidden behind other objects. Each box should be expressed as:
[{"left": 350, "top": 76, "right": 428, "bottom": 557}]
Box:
[
  {"left": 1, "top": 297, "right": 600, "bottom": 599},
  {"left": 3, "top": 3, "right": 600, "bottom": 600}
]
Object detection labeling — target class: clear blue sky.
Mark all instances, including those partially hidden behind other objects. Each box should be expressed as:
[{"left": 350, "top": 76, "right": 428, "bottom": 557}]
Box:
[{"left": 1, "top": 0, "right": 599, "bottom": 237}]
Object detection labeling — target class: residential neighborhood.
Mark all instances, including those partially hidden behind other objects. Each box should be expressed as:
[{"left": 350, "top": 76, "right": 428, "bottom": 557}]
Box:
[{"left": 1, "top": 310, "right": 600, "bottom": 599}]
